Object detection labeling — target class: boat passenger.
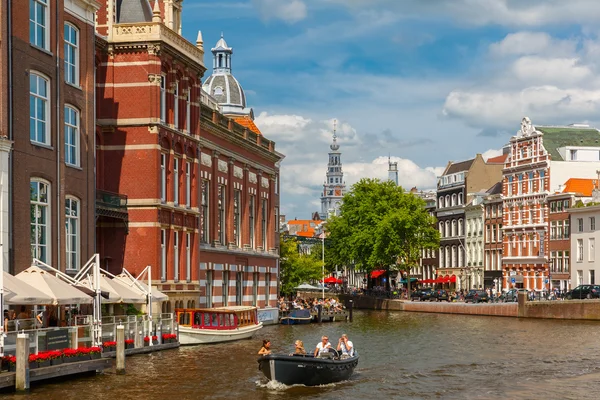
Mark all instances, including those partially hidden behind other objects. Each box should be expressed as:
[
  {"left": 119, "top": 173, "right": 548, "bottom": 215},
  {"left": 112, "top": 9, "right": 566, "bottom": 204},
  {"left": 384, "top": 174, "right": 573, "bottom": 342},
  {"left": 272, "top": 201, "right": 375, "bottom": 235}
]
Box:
[
  {"left": 258, "top": 339, "right": 272, "bottom": 356},
  {"left": 337, "top": 333, "right": 354, "bottom": 357},
  {"left": 314, "top": 336, "right": 332, "bottom": 357},
  {"left": 293, "top": 340, "right": 306, "bottom": 355}
]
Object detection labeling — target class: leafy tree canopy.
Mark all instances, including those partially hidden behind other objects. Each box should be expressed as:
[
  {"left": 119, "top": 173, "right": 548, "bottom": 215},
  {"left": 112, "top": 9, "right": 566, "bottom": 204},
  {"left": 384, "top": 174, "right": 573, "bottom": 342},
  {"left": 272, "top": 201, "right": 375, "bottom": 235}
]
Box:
[
  {"left": 279, "top": 234, "right": 323, "bottom": 295},
  {"left": 326, "top": 178, "right": 439, "bottom": 275}
]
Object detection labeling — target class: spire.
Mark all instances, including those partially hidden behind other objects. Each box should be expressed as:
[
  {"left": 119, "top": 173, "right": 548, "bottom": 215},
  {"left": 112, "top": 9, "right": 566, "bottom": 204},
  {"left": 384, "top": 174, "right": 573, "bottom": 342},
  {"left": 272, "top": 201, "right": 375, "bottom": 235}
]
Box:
[
  {"left": 211, "top": 34, "right": 233, "bottom": 74},
  {"left": 152, "top": 0, "right": 162, "bottom": 23},
  {"left": 330, "top": 119, "right": 340, "bottom": 151},
  {"left": 196, "top": 30, "right": 204, "bottom": 51}
]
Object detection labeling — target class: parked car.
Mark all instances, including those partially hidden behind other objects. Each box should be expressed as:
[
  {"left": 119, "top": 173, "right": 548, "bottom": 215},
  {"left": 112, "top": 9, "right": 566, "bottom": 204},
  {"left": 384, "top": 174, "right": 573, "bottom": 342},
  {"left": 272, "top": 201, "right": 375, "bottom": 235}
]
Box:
[
  {"left": 565, "top": 285, "right": 600, "bottom": 300},
  {"left": 411, "top": 288, "right": 434, "bottom": 301},
  {"left": 464, "top": 290, "right": 490, "bottom": 303},
  {"left": 431, "top": 289, "right": 451, "bottom": 302},
  {"left": 501, "top": 289, "right": 522, "bottom": 302}
]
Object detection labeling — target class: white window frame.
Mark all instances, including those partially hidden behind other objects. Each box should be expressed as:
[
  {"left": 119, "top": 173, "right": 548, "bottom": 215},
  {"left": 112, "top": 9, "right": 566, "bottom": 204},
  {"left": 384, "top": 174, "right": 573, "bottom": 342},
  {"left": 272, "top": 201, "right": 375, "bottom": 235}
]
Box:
[
  {"left": 262, "top": 199, "right": 268, "bottom": 249},
  {"left": 185, "top": 161, "right": 191, "bottom": 208},
  {"left": 30, "top": 179, "right": 51, "bottom": 263},
  {"left": 30, "top": 72, "right": 50, "bottom": 145},
  {"left": 218, "top": 185, "right": 226, "bottom": 244},
  {"left": 186, "top": 90, "right": 191, "bottom": 133},
  {"left": 65, "top": 196, "right": 80, "bottom": 271},
  {"left": 577, "top": 239, "right": 584, "bottom": 262},
  {"left": 160, "top": 75, "right": 166, "bottom": 123},
  {"left": 30, "top": 0, "right": 49, "bottom": 50},
  {"left": 589, "top": 238, "right": 595, "bottom": 262},
  {"left": 64, "top": 105, "right": 80, "bottom": 167},
  {"left": 186, "top": 233, "right": 191, "bottom": 282},
  {"left": 173, "top": 82, "right": 179, "bottom": 130},
  {"left": 173, "top": 157, "right": 179, "bottom": 206},
  {"left": 234, "top": 190, "right": 241, "bottom": 247},
  {"left": 173, "top": 231, "right": 179, "bottom": 282},
  {"left": 160, "top": 153, "right": 166, "bottom": 202},
  {"left": 249, "top": 195, "right": 255, "bottom": 249},
  {"left": 64, "top": 23, "right": 79, "bottom": 86},
  {"left": 201, "top": 180, "right": 209, "bottom": 243},
  {"left": 161, "top": 229, "right": 167, "bottom": 281}
]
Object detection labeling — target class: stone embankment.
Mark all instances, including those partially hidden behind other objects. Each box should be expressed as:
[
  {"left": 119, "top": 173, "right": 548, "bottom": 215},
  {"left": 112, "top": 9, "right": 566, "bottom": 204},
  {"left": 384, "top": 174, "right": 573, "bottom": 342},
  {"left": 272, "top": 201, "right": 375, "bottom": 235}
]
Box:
[{"left": 327, "top": 293, "right": 600, "bottom": 321}]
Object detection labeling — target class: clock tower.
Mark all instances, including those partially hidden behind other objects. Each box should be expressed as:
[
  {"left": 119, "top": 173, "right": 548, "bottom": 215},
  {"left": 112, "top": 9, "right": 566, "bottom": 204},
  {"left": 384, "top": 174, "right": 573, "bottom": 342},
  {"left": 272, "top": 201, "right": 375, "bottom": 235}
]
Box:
[{"left": 320, "top": 121, "right": 346, "bottom": 219}]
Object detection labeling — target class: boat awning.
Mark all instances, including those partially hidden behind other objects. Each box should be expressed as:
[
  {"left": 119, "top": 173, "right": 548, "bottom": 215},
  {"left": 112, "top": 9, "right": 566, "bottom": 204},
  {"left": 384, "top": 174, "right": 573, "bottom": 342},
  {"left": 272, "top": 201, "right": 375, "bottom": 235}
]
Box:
[{"left": 370, "top": 270, "right": 386, "bottom": 279}]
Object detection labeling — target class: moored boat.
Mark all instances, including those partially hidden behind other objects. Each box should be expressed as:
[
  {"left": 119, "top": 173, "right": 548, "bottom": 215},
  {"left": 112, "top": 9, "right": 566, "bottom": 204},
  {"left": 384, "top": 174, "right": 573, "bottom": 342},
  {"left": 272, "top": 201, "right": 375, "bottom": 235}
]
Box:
[
  {"left": 258, "top": 351, "right": 359, "bottom": 386},
  {"left": 280, "top": 309, "right": 312, "bottom": 325},
  {"left": 175, "top": 306, "right": 263, "bottom": 345}
]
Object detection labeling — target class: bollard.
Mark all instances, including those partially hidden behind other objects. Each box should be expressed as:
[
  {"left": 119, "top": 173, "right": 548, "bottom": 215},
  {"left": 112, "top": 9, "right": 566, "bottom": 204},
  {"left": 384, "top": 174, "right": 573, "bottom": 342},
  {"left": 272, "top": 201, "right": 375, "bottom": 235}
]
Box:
[
  {"left": 70, "top": 328, "right": 78, "bottom": 349},
  {"left": 116, "top": 325, "right": 125, "bottom": 375},
  {"left": 317, "top": 304, "right": 323, "bottom": 323},
  {"left": 348, "top": 300, "right": 353, "bottom": 322},
  {"left": 15, "top": 333, "right": 29, "bottom": 392}
]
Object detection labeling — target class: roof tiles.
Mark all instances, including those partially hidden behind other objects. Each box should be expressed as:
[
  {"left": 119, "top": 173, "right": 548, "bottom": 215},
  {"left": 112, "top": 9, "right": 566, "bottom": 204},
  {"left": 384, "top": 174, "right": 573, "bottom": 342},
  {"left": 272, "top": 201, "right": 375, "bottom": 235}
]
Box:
[
  {"left": 562, "top": 178, "right": 599, "bottom": 196},
  {"left": 234, "top": 116, "right": 262, "bottom": 135}
]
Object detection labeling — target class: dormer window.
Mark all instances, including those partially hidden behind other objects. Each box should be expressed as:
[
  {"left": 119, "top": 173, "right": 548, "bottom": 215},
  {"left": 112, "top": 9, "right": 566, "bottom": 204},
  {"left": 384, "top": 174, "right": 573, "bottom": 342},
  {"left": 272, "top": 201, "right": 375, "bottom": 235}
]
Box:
[
  {"left": 570, "top": 150, "right": 577, "bottom": 161},
  {"left": 213, "top": 86, "right": 223, "bottom": 96}
]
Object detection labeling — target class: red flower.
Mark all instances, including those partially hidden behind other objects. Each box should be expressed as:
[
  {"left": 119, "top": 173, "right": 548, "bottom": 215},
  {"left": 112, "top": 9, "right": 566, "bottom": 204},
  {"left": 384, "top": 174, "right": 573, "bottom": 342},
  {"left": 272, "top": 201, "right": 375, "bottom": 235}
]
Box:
[
  {"left": 102, "top": 341, "right": 117, "bottom": 348},
  {"left": 143, "top": 336, "right": 150, "bottom": 342},
  {"left": 151, "top": 335, "right": 158, "bottom": 341},
  {"left": 28, "top": 354, "right": 38, "bottom": 363},
  {"left": 78, "top": 347, "right": 92, "bottom": 355},
  {"left": 6, "top": 355, "right": 16, "bottom": 365},
  {"left": 44, "top": 350, "right": 62, "bottom": 359},
  {"left": 90, "top": 346, "right": 101, "bottom": 354},
  {"left": 125, "top": 339, "right": 134, "bottom": 345},
  {"left": 62, "top": 348, "right": 78, "bottom": 358}
]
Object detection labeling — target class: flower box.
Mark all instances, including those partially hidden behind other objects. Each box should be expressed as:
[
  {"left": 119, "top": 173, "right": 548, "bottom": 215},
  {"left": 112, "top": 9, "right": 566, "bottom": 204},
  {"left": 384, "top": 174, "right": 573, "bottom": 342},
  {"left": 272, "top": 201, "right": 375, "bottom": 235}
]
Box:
[
  {"left": 51, "top": 357, "right": 63, "bottom": 366},
  {"left": 29, "top": 361, "right": 37, "bottom": 369},
  {"left": 62, "top": 348, "right": 78, "bottom": 363},
  {"left": 162, "top": 333, "right": 177, "bottom": 344},
  {"left": 2, "top": 356, "right": 16, "bottom": 372},
  {"left": 125, "top": 339, "right": 135, "bottom": 350},
  {"left": 37, "top": 360, "right": 51, "bottom": 368}
]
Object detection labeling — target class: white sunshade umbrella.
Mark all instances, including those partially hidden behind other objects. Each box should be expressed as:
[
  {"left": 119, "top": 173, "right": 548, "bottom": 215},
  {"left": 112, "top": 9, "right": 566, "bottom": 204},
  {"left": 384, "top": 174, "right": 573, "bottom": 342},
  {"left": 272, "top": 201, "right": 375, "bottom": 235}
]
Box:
[
  {"left": 295, "top": 283, "right": 322, "bottom": 290},
  {"left": 80, "top": 274, "right": 145, "bottom": 304},
  {"left": 16, "top": 266, "right": 93, "bottom": 305},
  {"left": 112, "top": 273, "right": 169, "bottom": 302},
  {"left": 4, "top": 271, "right": 54, "bottom": 305}
]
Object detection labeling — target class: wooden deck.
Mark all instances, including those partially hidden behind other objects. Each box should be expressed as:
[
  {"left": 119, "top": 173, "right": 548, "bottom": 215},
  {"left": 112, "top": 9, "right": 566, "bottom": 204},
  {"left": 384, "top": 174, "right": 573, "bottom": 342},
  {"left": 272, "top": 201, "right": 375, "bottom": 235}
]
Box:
[
  {"left": 311, "top": 309, "right": 349, "bottom": 322},
  {"left": 0, "top": 359, "right": 112, "bottom": 390}
]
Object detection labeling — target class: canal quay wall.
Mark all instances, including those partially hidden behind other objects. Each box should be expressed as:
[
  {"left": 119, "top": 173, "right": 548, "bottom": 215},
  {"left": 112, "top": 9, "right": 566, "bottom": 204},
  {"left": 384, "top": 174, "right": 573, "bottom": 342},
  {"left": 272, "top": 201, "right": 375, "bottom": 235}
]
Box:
[{"left": 313, "top": 293, "right": 600, "bottom": 321}]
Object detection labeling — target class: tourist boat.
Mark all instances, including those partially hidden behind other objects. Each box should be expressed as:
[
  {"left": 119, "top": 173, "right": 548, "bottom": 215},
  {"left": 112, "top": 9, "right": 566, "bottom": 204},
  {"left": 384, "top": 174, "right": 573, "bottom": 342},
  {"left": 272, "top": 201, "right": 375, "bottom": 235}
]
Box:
[
  {"left": 175, "top": 306, "right": 263, "bottom": 345},
  {"left": 280, "top": 309, "right": 312, "bottom": 325},
  {"left": 258, "top": 350, "right": 359, "bottom": 386}
]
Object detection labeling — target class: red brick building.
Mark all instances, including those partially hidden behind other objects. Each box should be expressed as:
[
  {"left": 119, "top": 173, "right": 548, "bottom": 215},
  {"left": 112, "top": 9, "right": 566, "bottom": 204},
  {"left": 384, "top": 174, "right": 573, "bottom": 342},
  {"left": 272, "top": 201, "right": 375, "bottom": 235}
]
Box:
[
  {"left": 1, "top": 0, "right": 99, "bottom": 274},
  {"left": 95, "top": 0, "right": 283, "bottom": 311}
]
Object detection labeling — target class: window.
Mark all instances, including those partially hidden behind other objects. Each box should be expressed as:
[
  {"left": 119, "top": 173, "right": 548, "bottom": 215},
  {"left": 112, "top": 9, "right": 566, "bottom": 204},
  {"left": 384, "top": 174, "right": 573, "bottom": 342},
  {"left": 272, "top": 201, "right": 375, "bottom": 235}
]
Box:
[
  {"left": 262, "top": 199, "right": 268, "bottom": 250},
  {"left": 550, "top": 221, "right": 557, "bottom": 240},
  {"left": 439, "top": 197, "right": 444, "bottom": 208},
  {"left": 30, "top": 180, "right": 50, "bottom": 263},
  {"left": 445, "top": 220, "right": 450, "bottom": 238},
  {"left": 275, "top": 175, "right": 279, "bottom": 195},
  {"left": 539, "top": 170, "right": 545, "bottom": 191},
  {"left": 451, "top": 194, "right": 456, "bottom": 206},
  {"left": 173, "top": 158, "right": 179, "bottom": 205},
  {"left": 186, "top": 90, "right": 191, "bottom": 133},
  {"left": 451, "top": 220, "right": 456, "bottom": 237},
  {"left": 223, "top": 271, "right": 229, "bottom": 306},
  {"left": 565, "top": 251, "right": 570, "bottom": 272},
  {"left": 274, "top": 207, "right": 279, "bottom": 233},
  {"left": 249, "top": 196, "right": 255, "bottom": 249},
  {"left": 201, "top": 180, "right": 209, "bottom": 243},
  {"left": 570, "top": 150, "right": 577, "bottom": 161},
  {"left": 186, "top": 233, "right": 191, "bottom": 282},
  {"left": 565, "top": 219, "right": 570, "bottom": 238},
  {"left": 507, "top": 176, "right": 513, "bottom": 196},
  {"left": 185, "top": 162, "right": 191, "bottom": 207},
  {"left": 265, "top": 273, "right": 271, "bottom": 307},
  {"left": 518, "top": 174, "right": 523, "bottom": 195},
  {"left": 160, "top": 154, "right": 166, "bottom": 202},
  {"left": 206, "top": 270, "right": 213, "bottom": 308},
  {"left": 233, "top": 190, "right": 241, "bottom": 247},
  {"left": 30, "top": 0, "right": 49, "bottom": 49},
  {"left": 591, "top": 217, "right": 596, "bottom": 231},
  {"left": 590, "top": 238, "right": 595, "bottom": 262},
  {"left": 173, "top": 231, "right": 179, "bottom": 282},
  {"left": 577, "top": 239, "right": 584, "bottom": 262},
  {"left": 160, "top": 75, "right": 166, "bottom": 122},
  {"left": 65, "top": 197, "right": 79, "bottom": 270},
  {"left": 161, "top": 229, "right": 167, "bottom": 281},
  {"left": 173, "top": 82, "right": 179, "bottom": 129},
  {"left": 578, "top": 218, "right": 584, "bottom": 232},
  {"left": 30, "top": 73, "right": 50, "bottom": 145},
  {"left": 253, "top": 272, "right": 258, "bottom": 306},
  {"left": 218, "top": 185, "right": 226, "bottom": 245},
  {"left": 577, "top": 270, "right": 583, "bottom": 285},
  {"left": 591, "top": 270, "right": 596, "bottom": 285},
  {"left": 458, "top": 219, "right": 463, "bottom": 236},
  {"left": 64, "top": 24, "right": 79, "bottom": 85},
  {"left": 64, "top": 106, "right": 79, "bottom": 166},
  {"left": 458, "top": 193, "right": 463, "bottom": 205}
]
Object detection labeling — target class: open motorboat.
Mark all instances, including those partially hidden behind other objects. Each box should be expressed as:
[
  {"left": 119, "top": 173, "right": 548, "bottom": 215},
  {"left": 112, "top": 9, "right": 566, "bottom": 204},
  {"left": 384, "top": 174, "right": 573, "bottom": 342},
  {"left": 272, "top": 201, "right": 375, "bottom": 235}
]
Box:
[
  {"left": 175, "top": 306, "right": 263, "bottom": 345},
  {"left": 280, "top": 308, "right": 312, "bottom": 325},
  {"left": 258, "top": 349, "right": 359, "bottom": 386}
]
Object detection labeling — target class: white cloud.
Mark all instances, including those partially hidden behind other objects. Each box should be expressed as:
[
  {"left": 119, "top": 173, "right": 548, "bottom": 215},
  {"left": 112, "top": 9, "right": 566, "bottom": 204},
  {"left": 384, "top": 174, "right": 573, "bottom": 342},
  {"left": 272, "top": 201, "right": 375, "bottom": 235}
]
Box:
[
  {"left": 489, "top": 32, "right": 576, "bottom": 58},
  {"left": 255, "top": 113, "right": 443, "bottom": 216},
  {"left": 251, "top": 0, "right": 307, "bottom": 23}
]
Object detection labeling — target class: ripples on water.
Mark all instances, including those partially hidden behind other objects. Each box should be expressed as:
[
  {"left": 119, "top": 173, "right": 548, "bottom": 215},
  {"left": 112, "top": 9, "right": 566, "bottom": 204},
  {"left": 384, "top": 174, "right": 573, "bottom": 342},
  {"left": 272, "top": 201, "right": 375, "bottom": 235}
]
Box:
[{"left": 5, "top": 310, "right": 600, "bottom": 399}]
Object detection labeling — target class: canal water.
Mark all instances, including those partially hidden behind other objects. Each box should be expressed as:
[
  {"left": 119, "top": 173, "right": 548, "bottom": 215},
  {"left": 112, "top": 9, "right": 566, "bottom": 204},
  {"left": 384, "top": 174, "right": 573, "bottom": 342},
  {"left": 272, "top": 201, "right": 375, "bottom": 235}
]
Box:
[{"left": 6, "top": 310, "right": 600, "bottom": 399}]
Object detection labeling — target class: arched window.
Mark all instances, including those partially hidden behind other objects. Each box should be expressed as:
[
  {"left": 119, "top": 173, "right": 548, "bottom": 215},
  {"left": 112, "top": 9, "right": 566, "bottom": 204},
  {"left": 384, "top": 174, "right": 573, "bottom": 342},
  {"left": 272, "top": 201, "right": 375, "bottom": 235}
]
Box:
[
  {"left": 452, "top": 193, "right": 457, "bottom": 206},
  {"left": 452, "top": 219, "right": 456, "bottom": 237},
  {"left": 458, "top": 219, "right": 463, "bottom": 236},
  {"left": 64, "top": 23, "right": 79, "bottom": 85},
  {"left": 31, "top": 179, "right": 51, "bottom": 263},
  {"left": 64, "top": 105, "right": 80, "bottom": 167},
  {"left": 30, "top": 72, "right": 50, "bottom": 145},
  {"left": 445, "top": 221, "right": 450, "bottom": 237},
  {"left": 439, "top": 222, "right": 444, "bottom": 237},
  {"left": 65, "top": 196, "right": 80, "bottom": 270},
  {"left": 439, "top": 197, "right": 444, "bottom": 208},
  {"left": 444, "top": 247, "right": 450, "bottom": 268},
  {"left": 452, "top": 246, "right": 457, "bottom": 267},
  {"left": 458, "top": 193, "right": 463, "bottom": 205},
  {"left": 439, "top": 249, "right": 444, "bottom": 266},
  {"left": 445, "top": 195, "right": 450, "bottom": 206}
]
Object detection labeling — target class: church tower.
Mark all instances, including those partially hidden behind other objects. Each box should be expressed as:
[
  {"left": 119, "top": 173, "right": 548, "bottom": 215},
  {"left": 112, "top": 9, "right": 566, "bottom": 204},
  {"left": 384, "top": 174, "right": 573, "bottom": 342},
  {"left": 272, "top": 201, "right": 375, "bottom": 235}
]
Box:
[
  {"left": 388, "top": 157, "right": 398, "bottom": 185},
  {"left": 320, "top": 121, "right": 346, "bottom": 219}
]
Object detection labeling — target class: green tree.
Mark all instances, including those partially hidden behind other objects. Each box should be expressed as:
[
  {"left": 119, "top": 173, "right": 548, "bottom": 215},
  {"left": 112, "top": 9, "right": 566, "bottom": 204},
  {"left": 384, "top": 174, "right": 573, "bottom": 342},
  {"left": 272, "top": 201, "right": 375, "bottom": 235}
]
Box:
[
  {"left": 327, "top": 178, "right": 439, "bottom": 289},
  {"left": 279, "top": 234, "right": 323, "bottom": 295}
]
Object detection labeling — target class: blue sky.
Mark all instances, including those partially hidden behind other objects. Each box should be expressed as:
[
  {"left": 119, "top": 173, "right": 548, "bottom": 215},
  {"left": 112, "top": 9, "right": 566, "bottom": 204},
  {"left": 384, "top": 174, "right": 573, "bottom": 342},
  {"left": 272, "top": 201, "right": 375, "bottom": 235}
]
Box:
[{"left": 182, "top": 0, "right": 600, "bottom": 218}]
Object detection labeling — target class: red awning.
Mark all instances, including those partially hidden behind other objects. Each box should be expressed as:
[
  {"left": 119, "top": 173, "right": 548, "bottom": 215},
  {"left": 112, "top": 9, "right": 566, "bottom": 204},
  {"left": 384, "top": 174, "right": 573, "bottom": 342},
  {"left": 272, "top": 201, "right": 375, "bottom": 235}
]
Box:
[
  {"left": 370, "top": 270, "right": 386, "bottom": 278},
  {"left": 323, "top": 276, "right": 342, "bottom": 284},
  {"left": 449, "top": 275, "right": 457, "bottom": 283}
]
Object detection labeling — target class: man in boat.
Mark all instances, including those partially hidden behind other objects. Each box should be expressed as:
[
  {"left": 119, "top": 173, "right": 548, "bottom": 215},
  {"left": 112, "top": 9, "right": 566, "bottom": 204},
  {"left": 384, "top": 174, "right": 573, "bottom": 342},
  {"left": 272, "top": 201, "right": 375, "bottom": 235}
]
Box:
[
  {"left": 314, "top": 335, "right": 332, "bottom": 357},
  {"left": 337, "top": 333, "right": 354, "bottom": 358}
]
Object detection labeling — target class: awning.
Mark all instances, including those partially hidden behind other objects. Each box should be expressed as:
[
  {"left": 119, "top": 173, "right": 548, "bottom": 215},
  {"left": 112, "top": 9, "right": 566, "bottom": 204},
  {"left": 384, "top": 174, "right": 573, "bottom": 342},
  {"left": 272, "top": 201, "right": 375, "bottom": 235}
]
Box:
[
  {"left": 323, "top": 276, "right": 342, "bottom": 284},
  {"left": 3, "top": 272, "right": 55, "bottom": 305},
  {"left": 112, "top": 273, "right": 169, "bottom": 302},
  {"left": 370, "top": 270, "right": 386, "bottom": 279},
  {"left": 15, "top": 266, "right": 93, "bottom": 305},
  {"left": 80, "top": 274, "right": 145, "bottom": 304},
  {"left": 400, "top": 278, "right": 419, "bottom": 284}
]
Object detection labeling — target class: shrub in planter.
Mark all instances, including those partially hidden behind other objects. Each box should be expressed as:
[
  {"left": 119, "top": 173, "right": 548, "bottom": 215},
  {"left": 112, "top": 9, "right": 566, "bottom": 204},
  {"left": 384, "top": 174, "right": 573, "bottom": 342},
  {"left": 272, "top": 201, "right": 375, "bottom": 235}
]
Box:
[
  {"left": 162, "top": 333, "right": 177, "bottom": 343},
  {"left": 77, "top": 347, "right": 92, "bottom": 361},
  {"left": 28, "top": 354, "right": 38, "bottom": 369},
  {"left": 152, "top": 335, "right": 158, "bottom": 345},
  {"left": 102, "top": 341, "right": 117, "bottom": 352},
  {"left": 90, "top": 347, "right": 102, "bottom": 360},
  {"left": 143, "top": 336, "right": 150, "bottom": 346},
  {"left": 62, "top": 348, "right": 78, "bottom": 363},
  {"left": 35, "top": 352, "right": 52, "bottom": 368},
  {"left": 3, "top": 356, "right": 16, "bottom": 372},
  {"left": 47, "top": 350, "right": 63, "bottom": 366},
  {"left": 125, "top": 339, "right": 135, "bottom": 349}
]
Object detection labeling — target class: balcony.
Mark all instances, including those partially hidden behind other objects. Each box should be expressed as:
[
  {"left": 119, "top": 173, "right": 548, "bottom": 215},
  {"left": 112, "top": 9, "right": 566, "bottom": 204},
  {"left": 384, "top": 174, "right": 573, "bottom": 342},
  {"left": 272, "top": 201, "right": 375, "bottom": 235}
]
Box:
[{"left": 96, "top": 190, "right": 129, "bottom": 227}]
